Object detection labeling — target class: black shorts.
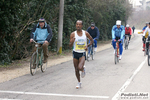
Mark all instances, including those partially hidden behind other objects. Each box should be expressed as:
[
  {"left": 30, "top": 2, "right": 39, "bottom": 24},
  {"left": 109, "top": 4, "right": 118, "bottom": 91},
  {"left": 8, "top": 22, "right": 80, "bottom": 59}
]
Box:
[{"left": 73, "top": 51, "right": 86, "bottom": 60}]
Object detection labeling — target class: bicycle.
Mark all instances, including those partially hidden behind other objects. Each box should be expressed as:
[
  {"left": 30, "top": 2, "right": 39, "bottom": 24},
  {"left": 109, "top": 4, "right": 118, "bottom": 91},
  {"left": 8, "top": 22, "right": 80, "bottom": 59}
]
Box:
[
  {"left": 124, "top": 35, "right": 129, "bottom": 50},
  {"left": 30, "top": 40, "right": 47, "bottom": 76},
  {"left": 114, "top": 40, "right": 120, "bottom": 64}
]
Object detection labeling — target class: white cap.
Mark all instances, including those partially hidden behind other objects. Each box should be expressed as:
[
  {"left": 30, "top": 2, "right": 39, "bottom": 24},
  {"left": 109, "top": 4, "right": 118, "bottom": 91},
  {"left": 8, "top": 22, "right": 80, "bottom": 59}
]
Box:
[
  {"left": 116, "top": 20, "right": 121, "bottom": 25},
  {"left": 126, "top": 24, "right": 129, "bottom": 27}
]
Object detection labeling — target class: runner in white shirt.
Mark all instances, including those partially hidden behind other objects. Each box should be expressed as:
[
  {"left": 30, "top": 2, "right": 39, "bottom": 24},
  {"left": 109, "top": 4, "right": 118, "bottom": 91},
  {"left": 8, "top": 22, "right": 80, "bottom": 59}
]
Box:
[
  {"left": 143, "top": 22, "right": 150, "bottom": 55},
  {"left": 69, "top": 20, "right": 93, "bottom": 89}
]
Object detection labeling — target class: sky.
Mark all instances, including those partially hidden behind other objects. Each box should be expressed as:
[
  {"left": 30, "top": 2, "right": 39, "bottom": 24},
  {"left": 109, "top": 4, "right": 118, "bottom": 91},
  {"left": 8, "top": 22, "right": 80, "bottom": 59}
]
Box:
[{"left": 133, "top": 0, "right": 141, "bottom": 6}]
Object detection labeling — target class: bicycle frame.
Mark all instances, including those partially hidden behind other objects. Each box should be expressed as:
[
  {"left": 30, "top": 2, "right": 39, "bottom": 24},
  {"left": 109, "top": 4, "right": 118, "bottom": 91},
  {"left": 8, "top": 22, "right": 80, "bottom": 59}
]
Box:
[
  {"left": 116, "top": 41, "right": 119, "bottom": 57},
  {"left": 30, "top": 40, "right": 47, "bottom": 75},
  {"left": 35, "top": 45, "right": 43, "bottom": 67}
]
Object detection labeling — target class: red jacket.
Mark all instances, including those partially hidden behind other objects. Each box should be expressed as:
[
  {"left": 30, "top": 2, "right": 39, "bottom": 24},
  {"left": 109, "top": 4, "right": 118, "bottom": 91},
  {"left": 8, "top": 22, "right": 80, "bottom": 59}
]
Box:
[{"left": 125, "top": 27, "right": 132, "bottom": 35}]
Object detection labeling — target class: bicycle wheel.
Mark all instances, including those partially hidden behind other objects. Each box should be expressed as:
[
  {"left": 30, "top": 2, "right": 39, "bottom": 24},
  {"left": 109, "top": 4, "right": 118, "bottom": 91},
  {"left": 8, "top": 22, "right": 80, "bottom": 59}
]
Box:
[
  {"left": 125, "top": 40, "right": 128, "bottom": 50},
  {"left": 41, "top": 52, "right": 47, "bottom": 72},
  {"left": 117, "top": 55, "right": 119, "bottom": 63},
  {"left": 30, "top": 52, "right": 38, "bottom": 76}
]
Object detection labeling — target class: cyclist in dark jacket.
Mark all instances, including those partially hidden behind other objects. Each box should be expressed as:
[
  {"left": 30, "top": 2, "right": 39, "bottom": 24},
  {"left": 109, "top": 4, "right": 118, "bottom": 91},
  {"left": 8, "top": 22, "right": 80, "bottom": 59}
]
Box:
[{"left": 87, "top": 22, "right": 100, "bottom": 57}]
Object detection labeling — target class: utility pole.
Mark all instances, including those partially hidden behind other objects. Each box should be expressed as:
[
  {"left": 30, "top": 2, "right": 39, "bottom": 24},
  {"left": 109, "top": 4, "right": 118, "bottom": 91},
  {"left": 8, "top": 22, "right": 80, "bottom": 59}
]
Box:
[{"left": 57, "top": 0, "right": 64, "bottom": 54}]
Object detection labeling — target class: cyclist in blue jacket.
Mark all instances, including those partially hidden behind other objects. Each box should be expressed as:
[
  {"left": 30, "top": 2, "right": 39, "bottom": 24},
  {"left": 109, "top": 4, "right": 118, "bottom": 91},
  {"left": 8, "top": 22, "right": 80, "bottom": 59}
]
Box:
[
  {"left": 112, "top": 20, "right": 125, "bottom": 60},
  {"left": 30, "top": 18, "right": 53, "bottom": 63},
  {"left": 87, "top": 22, "right": 100, "bottom": 57}
]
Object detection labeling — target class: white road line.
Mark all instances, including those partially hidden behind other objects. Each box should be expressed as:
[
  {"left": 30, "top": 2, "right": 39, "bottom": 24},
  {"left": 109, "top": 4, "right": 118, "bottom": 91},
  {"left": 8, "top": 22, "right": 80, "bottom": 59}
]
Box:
[
  {"left": 0, "top": 98, "right": 22, "bottom": 100},
  {"left": 112, "top": 57, "right": 146, "bottom": 100},
  {"left": 0, "top": 90, "right": 109, "bottom": 99}
]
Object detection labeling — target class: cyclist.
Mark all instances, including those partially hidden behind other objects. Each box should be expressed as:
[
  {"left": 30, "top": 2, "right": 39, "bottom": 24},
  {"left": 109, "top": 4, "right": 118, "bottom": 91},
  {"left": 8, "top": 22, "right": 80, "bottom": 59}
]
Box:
[
  {"left": 30, "top": 18, "right": 53, "bottom": 63},
  {"left": 125, "top": 24, "right": 132, "bottom": 43},
  {"left": 112, "top": 20, "right": 125, "bottom": 60},
  {"left": 143, "top": 22, "right": 150, "bottom": 55},
  {"left": 142, "top": 22, "right": 149, "bottom": 51},
  {"left": 69, "top": 20, "right": 93, "bottom": 89},
  {"left": 87, "top": 22, "right": 100, "bottom": 57}
]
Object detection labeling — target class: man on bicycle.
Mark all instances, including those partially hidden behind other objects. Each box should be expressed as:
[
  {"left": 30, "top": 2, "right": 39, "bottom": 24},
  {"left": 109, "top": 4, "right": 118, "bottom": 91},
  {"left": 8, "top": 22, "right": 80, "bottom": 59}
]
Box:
[
  {"left": 143, "top": 22, "right": 150, "bottom": 55},
  {"left": 125, "top": 24, "right": 132, "bottom": 43},
  {"left": 142, "top": 22, "right": 149, "bottom": 51},
  {"left": 112, "top": 20, "right": 125, "bottom": 60},
  {"left": 30, "top": 18, "right": 53, "bottom": 63},
  {"left": 69, "top": 20, "right": 93, "bottom": 89},
  {"left": 87, "top": 22, "right": 100, "bottom": 57}
]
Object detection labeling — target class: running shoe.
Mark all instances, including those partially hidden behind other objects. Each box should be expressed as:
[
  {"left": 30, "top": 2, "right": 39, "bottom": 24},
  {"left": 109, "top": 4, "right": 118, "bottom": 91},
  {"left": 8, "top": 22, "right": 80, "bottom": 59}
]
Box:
[{"left": 76, "top": 82, "right": 81, "bottom": 89}]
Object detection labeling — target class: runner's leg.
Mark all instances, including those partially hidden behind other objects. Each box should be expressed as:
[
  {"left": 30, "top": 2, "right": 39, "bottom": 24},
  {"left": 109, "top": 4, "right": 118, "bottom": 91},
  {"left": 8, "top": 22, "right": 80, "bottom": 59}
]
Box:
[
  {"left": 73, "top": 58, "right": 80, "bottom": 82},
  {"left": 78, "top": 56, "right": 85, "bottom": 71}
]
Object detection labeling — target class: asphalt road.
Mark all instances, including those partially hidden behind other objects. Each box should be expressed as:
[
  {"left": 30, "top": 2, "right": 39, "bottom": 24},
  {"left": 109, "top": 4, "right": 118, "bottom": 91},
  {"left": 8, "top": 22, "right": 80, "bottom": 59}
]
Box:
[{"left": 0, "top": 32, "right": 150, "bottom": 100}]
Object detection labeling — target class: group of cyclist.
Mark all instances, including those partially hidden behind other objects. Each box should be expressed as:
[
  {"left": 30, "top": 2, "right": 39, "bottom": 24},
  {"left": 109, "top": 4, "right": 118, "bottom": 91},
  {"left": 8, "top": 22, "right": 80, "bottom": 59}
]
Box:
[{"left": 30, "top": 18, "right": 134, "bottom": 89}]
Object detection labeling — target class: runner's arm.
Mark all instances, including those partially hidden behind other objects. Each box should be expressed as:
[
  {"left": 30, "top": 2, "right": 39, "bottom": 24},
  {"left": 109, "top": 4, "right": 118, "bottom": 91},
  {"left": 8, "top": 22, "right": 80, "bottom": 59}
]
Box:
[{"left": 69, "top": 32, "right": 75, "bottom": 47}]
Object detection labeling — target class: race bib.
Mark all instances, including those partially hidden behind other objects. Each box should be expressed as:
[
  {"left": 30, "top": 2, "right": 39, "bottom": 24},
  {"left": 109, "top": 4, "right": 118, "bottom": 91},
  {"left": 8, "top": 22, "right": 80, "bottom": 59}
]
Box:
[{"left": 75, "top": 41, "right": 86, "bottom": 51}]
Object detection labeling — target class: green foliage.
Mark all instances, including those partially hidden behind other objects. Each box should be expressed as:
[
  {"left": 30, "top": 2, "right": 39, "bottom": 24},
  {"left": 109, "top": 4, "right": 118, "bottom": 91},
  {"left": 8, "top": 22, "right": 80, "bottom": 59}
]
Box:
[{"left": 0, "top": 0, "right": 132, "bottom": 65}]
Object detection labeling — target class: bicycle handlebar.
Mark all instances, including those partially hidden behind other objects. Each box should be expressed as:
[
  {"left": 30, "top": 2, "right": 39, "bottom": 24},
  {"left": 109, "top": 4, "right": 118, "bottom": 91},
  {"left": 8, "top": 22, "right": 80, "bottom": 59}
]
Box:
[{"left": 32, "top": 40, "right": 37, "bottom": 44}]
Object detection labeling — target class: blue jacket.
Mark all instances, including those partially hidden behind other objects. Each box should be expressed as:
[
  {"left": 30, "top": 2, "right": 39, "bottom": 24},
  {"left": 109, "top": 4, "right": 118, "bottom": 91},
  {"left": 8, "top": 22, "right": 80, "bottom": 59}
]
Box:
[
  {"left": 30, "top": 22, "right": 53, "bottom": 43},
  {"left": 112, "top": 25, "right": 125, "bottom": 40},
  {"left": 87, "top": 26, "right": 100, "bottom": 39}
]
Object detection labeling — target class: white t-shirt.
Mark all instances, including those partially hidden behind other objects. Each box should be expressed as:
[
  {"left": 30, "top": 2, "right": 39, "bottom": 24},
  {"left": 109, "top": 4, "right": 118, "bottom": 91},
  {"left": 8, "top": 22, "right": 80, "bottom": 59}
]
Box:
[{"left": 73, "top": 30, "right": 87, "bottom": 53}]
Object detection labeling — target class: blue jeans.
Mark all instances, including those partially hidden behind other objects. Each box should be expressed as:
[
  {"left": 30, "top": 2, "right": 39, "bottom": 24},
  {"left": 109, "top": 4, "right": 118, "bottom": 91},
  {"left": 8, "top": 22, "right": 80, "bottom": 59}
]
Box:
[{"left": 88, "top": 40, "right": 97, "bottom": 55}]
